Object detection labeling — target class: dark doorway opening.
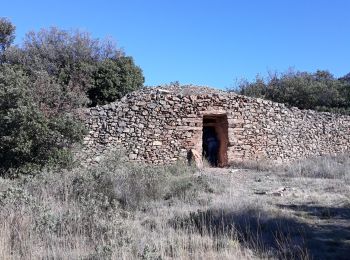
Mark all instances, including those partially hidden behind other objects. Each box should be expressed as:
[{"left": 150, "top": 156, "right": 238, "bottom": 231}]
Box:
[{"left": 202, "top": 114, "right": 228, "bottom": 167}]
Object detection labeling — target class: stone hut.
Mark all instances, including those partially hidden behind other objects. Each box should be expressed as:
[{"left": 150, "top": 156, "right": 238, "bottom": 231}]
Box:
[{"left": 83, "top": 86, "right": 350, "bottom": 166}]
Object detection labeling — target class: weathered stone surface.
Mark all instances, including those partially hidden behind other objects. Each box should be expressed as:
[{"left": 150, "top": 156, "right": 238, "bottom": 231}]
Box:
[
  {"left": 129, "top": 153, "right": 137, "bottom": 160},
  {"left": 152, "top": 141, "right": 162, "bottom": 146},
  {"left": 80, "top": 85, "right": 350, "bottom": 166}
]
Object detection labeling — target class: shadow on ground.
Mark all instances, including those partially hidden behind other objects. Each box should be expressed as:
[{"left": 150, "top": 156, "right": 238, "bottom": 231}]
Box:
[
  {"left": 277, "top": 204, "right": 350, "bottom": 260},
  {"left": 170, "top": 204, "right": 350, "bottom": 260}
]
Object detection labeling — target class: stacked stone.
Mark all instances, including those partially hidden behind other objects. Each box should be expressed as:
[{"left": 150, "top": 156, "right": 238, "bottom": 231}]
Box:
[{"left": 82, "top": 86, "right": 350, "bottom": 165}]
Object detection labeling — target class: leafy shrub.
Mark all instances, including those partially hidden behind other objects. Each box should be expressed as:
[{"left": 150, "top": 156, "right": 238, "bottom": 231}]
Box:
[
  {"left": 88, "top": 56, "right": 144, "bottom": 106},
  {"left": 3, "top": 25, "right": 144, "bottom": 107},
  {"left": 232, "top": 70, "right": 350, "bottom": 114},
  {"left": 0, "top": 17, "right": 15, "bottom": 55},
  {"left": 0, "top": 65, "right": 85, "bottom": 176},
  {"left": 0, "top": 18, "right": 144, "bottom": 174}
]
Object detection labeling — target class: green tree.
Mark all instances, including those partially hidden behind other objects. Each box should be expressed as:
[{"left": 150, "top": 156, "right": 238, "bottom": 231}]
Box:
[
  {"left": 0, "top": 65, "right": 84, "bottom": 176},
  {"left": 88, "top": 56, "right": 144, "bottom": 106},
  {"left": 236, "top": 75, "right": 267, "bottom": 98},
  {"left": 0, "top": 19, "right": 145, "bottom": 175},
  {"left": 4, "top": 27, "right": 113, "bottom": 92},
  {"left": 231, "top": 70, "right": 350, "bottom": 114},
  {"left": 4, "top": 26, "right": 144, "bottom": 106},
  {"left": 0, "top": 18, "right": 16, "bottom": 61}
]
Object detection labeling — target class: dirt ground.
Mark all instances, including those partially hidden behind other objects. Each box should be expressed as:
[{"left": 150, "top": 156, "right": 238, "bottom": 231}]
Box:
[{"left": 200, "top": 167, "right": 350, "bottom": 259}]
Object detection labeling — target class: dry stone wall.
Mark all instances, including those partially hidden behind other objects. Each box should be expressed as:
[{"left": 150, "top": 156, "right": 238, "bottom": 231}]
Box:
[{"left": 82, "top": 86, "right": 350, "bottom": 165}]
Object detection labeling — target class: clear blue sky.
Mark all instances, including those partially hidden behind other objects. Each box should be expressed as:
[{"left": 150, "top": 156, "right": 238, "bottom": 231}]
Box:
[{"left": 2, "top": 0, "right": 350, "bottom": 89}]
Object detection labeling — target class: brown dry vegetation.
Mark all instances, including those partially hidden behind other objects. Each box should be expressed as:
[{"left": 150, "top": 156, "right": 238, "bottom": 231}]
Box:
[{"left": 0, "top": 153, "right": 349, "bottom": 259}]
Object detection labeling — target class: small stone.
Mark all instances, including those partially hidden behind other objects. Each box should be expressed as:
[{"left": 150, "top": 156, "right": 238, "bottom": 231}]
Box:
[
  {"left": 119, "top": 121, "right": 126, "bottom": 127},
  {"left": 129, "top": 153, "right": 137, "bottom": 160},
  {"left": 152, "top": 141, "right": 162, "bottom": 146}
]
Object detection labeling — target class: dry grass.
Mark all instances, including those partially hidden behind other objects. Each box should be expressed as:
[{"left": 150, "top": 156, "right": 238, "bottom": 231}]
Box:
[
  {"left": 0, "top": 154, "right": 252, "bottom": 259},
  {"left": 280, "top": 154, "right": 350, "bottom": 180},
  {"left": 231, "top": 154, "right": 350, "bottom": 182},
  {"left": 0, "top": 153, "right": 349, "bottom": 259}
]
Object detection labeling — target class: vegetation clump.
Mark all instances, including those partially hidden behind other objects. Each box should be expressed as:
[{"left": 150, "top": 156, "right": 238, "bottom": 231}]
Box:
[
  {"left": 232, "top": 69, "right": 350, "bottom": 114},
  {"left": 0, "top": 18, "right": 144, "bottom": 176},
  {"left": 0, "top": 154, "right": 218, "bottom": 259},
  {"left": 1, "top": 153, "right": 349, "bottom": 259}
]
